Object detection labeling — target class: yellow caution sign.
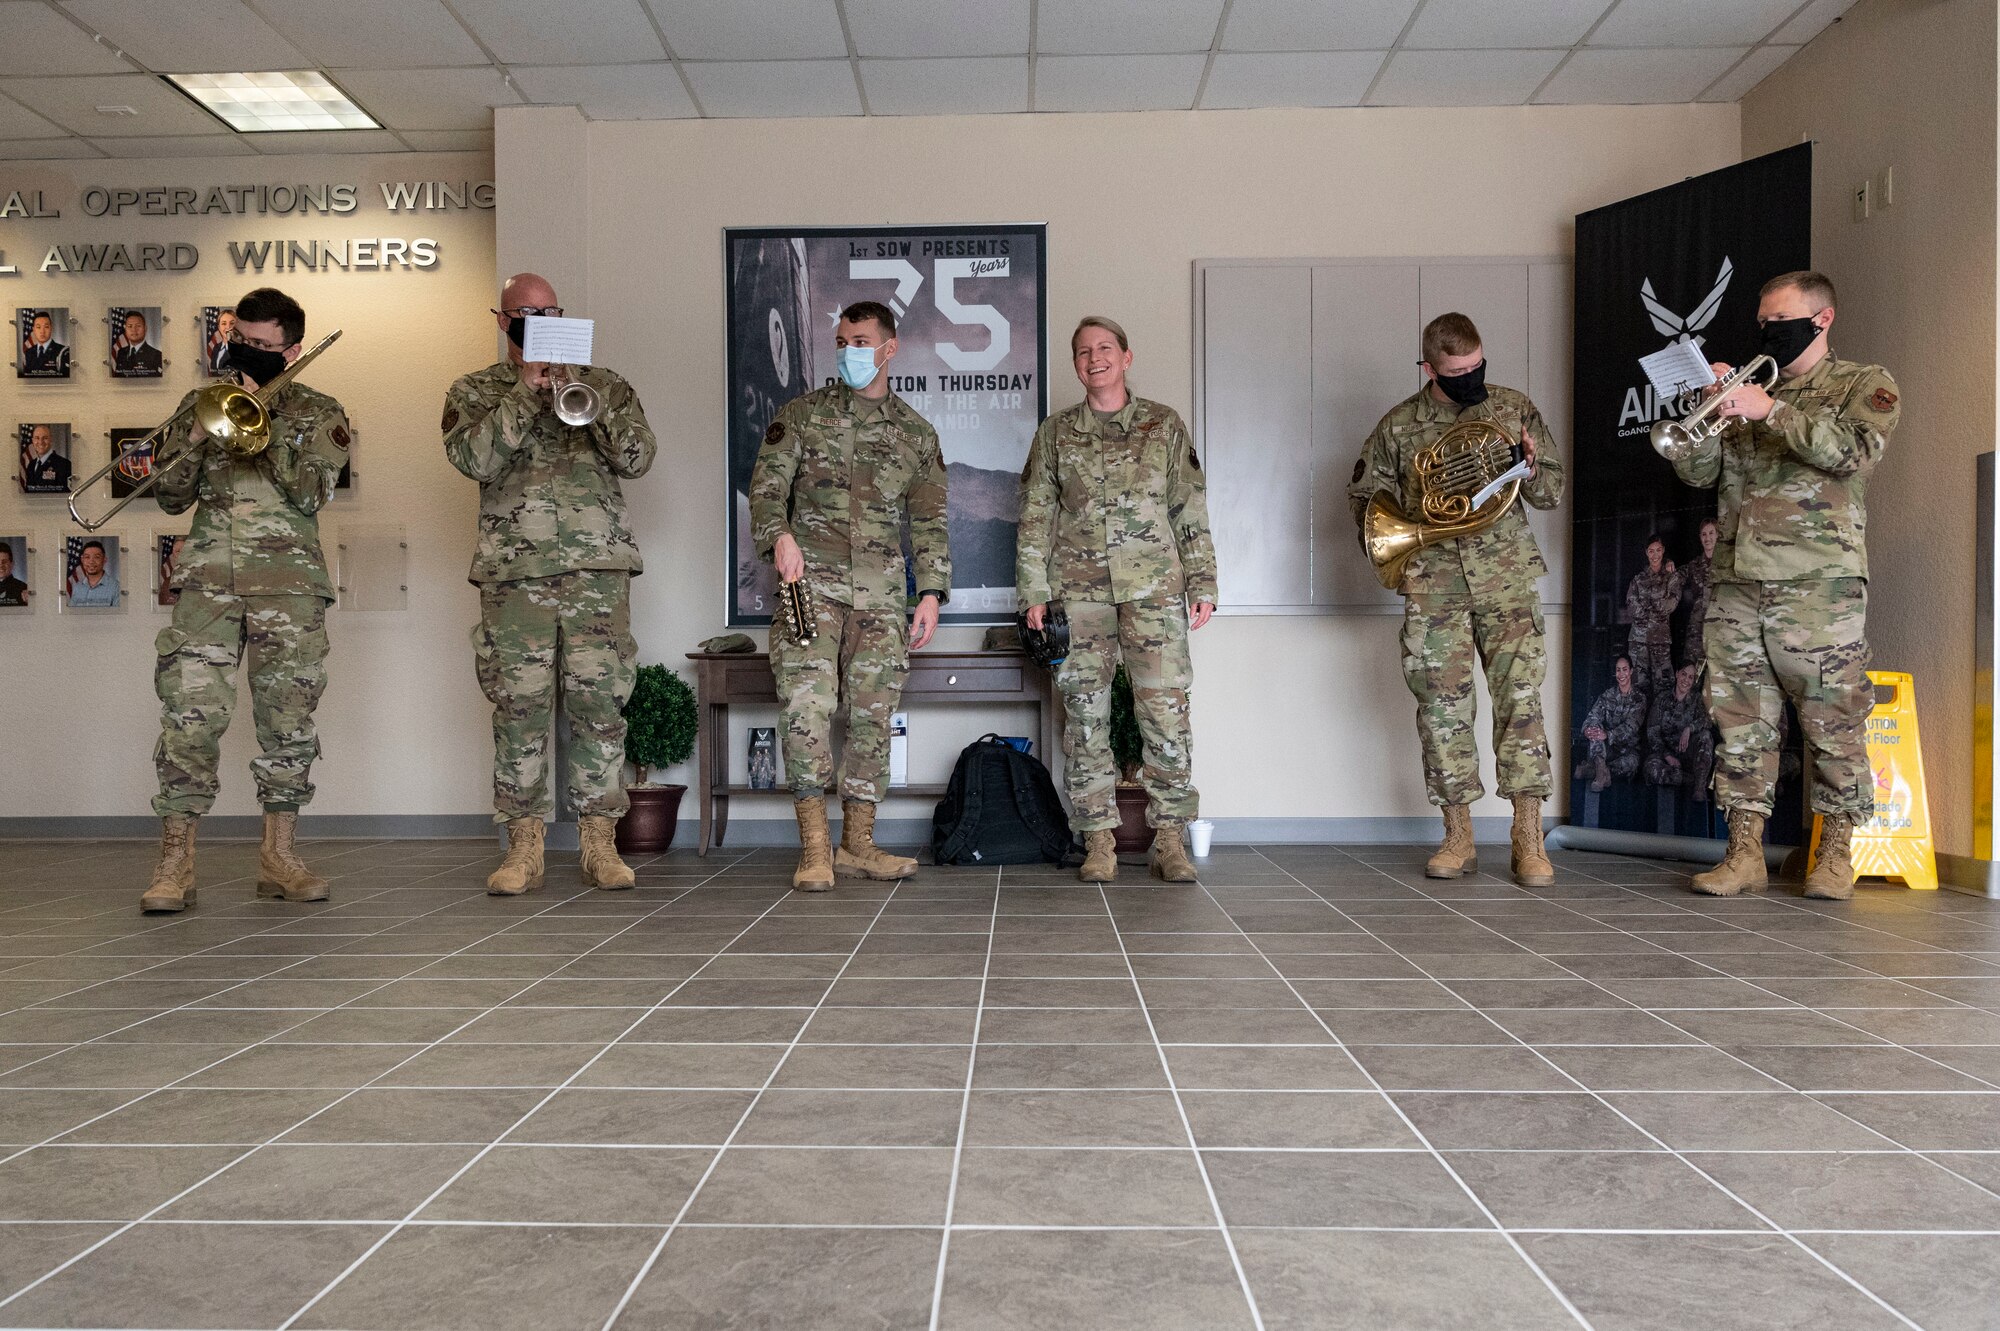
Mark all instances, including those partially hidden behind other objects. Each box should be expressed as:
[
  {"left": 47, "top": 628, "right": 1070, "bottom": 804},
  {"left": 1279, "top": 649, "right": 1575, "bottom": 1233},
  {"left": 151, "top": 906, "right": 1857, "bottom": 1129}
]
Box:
[{"left": 1809, "top": 670, "right": 1937, "bottom": 891}]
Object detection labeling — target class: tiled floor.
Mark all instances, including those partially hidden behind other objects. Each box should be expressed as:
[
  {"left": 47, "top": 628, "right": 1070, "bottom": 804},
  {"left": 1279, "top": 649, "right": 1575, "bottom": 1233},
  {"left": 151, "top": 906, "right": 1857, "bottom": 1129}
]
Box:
[{"left": 1, "top": 838, "right": 1997, "bottom": 1330}]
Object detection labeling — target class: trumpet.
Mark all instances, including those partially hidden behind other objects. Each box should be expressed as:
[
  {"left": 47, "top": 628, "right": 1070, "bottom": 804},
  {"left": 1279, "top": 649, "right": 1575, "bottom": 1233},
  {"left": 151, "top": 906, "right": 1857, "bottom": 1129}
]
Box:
[
  {"left": 68, "top": 331, "right": 342, "bottom": 532},
  {"left": 547, "top": 365, "right": 603, "bottom": 427},
  {"left": 778, "top": 578, "right": 816, "bottom": 644},
  {"left": 1650, "top": 355, "right": 1778, "bottom": 462}
]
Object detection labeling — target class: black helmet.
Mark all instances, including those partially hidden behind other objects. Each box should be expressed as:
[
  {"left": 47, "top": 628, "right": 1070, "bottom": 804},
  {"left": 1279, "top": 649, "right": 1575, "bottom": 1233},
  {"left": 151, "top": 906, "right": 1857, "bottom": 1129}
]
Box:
[{"left": 1018, "top": 604, "right": 1069, "bottom": 669}]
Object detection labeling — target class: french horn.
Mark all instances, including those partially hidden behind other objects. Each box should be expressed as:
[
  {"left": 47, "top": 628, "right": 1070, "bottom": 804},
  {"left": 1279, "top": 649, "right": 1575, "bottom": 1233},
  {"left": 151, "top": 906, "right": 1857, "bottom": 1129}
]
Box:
[{"left": 1363, "top": 418, "right": 1531, "bottom": 590}]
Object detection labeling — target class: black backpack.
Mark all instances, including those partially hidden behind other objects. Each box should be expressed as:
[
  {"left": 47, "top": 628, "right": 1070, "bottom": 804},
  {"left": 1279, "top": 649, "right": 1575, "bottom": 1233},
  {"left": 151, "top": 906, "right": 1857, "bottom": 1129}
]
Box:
[{"left": 931, "top": 735, "right": 1075, "bottom": 866}]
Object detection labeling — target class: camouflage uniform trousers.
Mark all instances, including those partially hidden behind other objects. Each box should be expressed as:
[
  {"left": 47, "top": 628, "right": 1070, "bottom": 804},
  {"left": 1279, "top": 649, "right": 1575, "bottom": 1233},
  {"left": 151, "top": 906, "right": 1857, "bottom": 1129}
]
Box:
[
  {"left": 1587, "top": 736, "right": 1641, "bottom": 780},
  {"left": 1401, "top": 593, "right": 1552, "bottom": 806},
  {"left": 769, "top": 596, "right": 908, "bottom": 803},
  {"left": 1055, "top": 598, "right": 1197, "bottom": 833},
  {"left": 474, "top": 570, "right": 636, "bottom": 822},
  {"left": 1629, "top": 640, "right": 1676, "bottom": 707},
  {"left": 1706, "top": 578, "right": 1873, "bottom": 820},
  {"left": 153, "top": 589, "right": 328, "bottom": 817},
  {"left": 1645, "top": 729, "right": 1714, "bottom": 790}
]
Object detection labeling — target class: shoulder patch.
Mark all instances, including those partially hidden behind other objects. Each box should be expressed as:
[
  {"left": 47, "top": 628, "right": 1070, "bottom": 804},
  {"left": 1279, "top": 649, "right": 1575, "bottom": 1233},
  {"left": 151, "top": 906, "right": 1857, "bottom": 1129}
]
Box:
[
  {"left": 442, "top": 407, "right": 459, "bottom": 433},
  {"left": 1351, "top": 456, "right": 1367, "bottom": 484},
  {"left": 331, "top": 425, "right": 351, "bottom": 450},
  {"left": 1869, "top": 387, "right": 1898, "bottom": 412},
  {"left": 764, "top": 420, "right": 786, "bottom": 446}
]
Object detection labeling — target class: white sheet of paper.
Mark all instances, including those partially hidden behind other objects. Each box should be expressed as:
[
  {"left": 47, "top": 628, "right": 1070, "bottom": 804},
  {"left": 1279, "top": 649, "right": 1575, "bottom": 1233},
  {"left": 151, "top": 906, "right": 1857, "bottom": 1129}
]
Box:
[
  {"left": 1638, "top": 340, "right": 1717, "bottom": 400},
  {"left": 522, "top": 316, "right": 594, "bottom": 366}
]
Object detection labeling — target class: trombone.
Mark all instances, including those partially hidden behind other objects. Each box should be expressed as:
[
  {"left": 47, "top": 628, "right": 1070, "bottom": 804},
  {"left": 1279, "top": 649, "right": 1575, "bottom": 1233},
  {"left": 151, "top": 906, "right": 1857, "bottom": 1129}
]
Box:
[
  {"left": 1649, "top": 354, "right": 1778, "bottom": 462},
  {"left": 68, "top": 331, "right": 342, "bottom": 532}
]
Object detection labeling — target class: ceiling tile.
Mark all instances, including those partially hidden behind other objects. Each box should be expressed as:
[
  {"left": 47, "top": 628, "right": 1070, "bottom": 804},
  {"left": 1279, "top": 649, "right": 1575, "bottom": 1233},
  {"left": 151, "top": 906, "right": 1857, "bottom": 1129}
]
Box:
[
  {"left": 1536, "top": 46, "right": 1748, "bottom": 103},
  {"left": 1403, "top": 0, "right": 1613, "bottom": 49},
  {"left": 1034, "top": 53, "right": 1205, "bottom": 110},
  {"left": 860, "top": 56, "right": 1027, "bottom": 114},
  {"left": 244, "top": 127, "right": 406, "bottom": 152},
  {"left": 398, "top": 128, "right": 495, "bottom": 151},
  {"left": 0, "top": 4, "right": 132, "bottom": 77},
  {"left": 512, "top": 63, "right": 696, "bottom": 118},
  {"left": 334, "top": 67, "right": 520, "bottom": 130},
  {"left": 88, "top": 133, "right": 256, "bottom": 156},
  {"left": 0, "top": 135, "right": 101, "bottom": 158},
  {"left": 1201, "top": 50, "right": 1382, "bottom": 107},
  {"left": 646, "top": 0, "right": 848, "bottom": 60},
  {"left": 252, "top": 0, "right": 490, "bottom": 68},
  {"left": 1221, "top": 0, "right": 1418, "bottom": 52},
  {"left": 683, "top": 59, "right": 862, "bottom": 117},
  {"left": 1367, "top": 48, "right": 1565, "bottom": 105},
  {"left": 1699, "top": 43, "right": 1799, "bottom": 102},
  {"left": 0, "top": 72, "right": 227, "bottom": 135},
  {"left": 848, "top": 0, "right": 1028, "bottom": 57},
  {"left": 450, "top": 0, "right": 663, "bottom": 65},
  {"left": 1037, "top": 0, "right": 1225, "bottom": 55},
  {"left": 0, "top": 91, "right": 65, "bottom": 137},
  {"left": 1588, "top": 0, "right": 1799, "bottom": 48},
  {"left": 1772, "top": 0, "right": 1858, "bottom": 45},
  {"left": 60, "top": 0, "right": 308, "bottom": 72}
]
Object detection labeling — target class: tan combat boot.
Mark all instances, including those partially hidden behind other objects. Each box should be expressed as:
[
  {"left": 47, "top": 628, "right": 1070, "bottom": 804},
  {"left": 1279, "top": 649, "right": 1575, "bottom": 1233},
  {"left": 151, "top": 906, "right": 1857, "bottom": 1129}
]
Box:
[
  {"left": 835, "top": 799, "right": 918, "bottom": 881},
  {"left": 1803, "top": 816, "right": 1856, "bottom": 901},
  {"left": 140, "top": 815, "right": 199, "bottom": 913},
  {"left": 1079, "top": 830, "right": 1118, "bottom": 883},
  {"left": 1510, "top": 796, "right": 1555, "bottom": 888},
  {"left": 792, "top": 796, "right": 835, "bottom": 892},
  {"left": 1590, "top": 757, "right": 1612, "bottom": 792},
  {"left": 1690, "top": 809, "right": 1767, "bottom": 896},
  {"left": 486, "top": 818, "right": 546, "bottom": 896},
  {"left": 1425, "top": 804, "right": 1477, "bottom": 879},
  {"left": 258, "top": 812, "right": 328, "bottom": 902},
  {"left": 1150, "top": 826, "right": 1198, "bottom": 883},
  {"left": 579, "top": 815, "right": 636, "bottom": 890}
]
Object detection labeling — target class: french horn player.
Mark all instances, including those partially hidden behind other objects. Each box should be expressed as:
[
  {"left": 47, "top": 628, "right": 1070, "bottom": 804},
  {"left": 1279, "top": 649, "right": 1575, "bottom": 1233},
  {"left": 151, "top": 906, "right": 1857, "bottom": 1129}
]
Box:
[{"left": 1348, "top": 312, "right": 1565, "bottom": 887}]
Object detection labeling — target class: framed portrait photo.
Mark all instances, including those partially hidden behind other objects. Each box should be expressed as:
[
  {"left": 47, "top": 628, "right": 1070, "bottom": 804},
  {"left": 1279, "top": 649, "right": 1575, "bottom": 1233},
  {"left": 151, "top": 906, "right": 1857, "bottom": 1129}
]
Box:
[
  {"left": 199, "top": 305, "right": 235, "bottom": 379},
  {"left": 0, "top": 533, "right": 32, "bottom": 612},
  {"left": 109, "top": 305, "right": 165, "bottom": 379},
  {"left": 154, "top": 530, "right": 189, "bottom": 608},
  {"left": 17, "top": 422, "right": 73, "bottom": 494},
  {"left": 17, "top": 307, "right": 71, "bottom": 379},
  {"left": 63, "top": 533, "right": 122, "bottom": 611}
]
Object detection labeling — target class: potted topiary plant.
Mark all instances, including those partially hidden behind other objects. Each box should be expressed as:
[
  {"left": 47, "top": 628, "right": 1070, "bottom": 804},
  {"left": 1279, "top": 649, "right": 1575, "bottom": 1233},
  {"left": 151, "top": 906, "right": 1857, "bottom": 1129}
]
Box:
[
  {"left": 1110, "top": 664, "right": 1151, "bottom": 853},
  {"left": 617, "top": 663, "right": 698, "bottom": 854}
]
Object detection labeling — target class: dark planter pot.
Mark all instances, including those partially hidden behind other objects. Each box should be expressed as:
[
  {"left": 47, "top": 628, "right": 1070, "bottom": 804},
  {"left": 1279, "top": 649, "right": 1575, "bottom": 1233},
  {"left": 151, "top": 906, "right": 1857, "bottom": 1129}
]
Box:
[
  {"left": 616, "top": 784, "right": 686, "bottom": 855},
  {"left": 1113, "top": 784, "right": 1151, "bottom": 855}
]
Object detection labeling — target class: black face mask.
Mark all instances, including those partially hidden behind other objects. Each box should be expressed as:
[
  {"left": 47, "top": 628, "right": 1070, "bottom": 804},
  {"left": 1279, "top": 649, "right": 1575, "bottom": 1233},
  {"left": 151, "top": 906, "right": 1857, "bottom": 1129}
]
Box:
[
  {"left": 1433, "top": 360, "right": 1487, "bottom": 406},
  {"left": 230, "top": 342, "right": 290, "bottom": 386},
  {"left": 506, "top": 316, "right": 527, "bottom": 349},
  {"left": 1759, "top": 315, "right": 1822, "bottom": 368}
]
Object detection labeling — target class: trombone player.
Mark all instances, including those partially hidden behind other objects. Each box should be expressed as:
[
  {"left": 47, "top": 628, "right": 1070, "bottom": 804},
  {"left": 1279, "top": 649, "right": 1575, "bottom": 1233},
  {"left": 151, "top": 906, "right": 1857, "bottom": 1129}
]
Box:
[
  {"left": 1674, "top": 271, "right": 1899, "bottom": 901},
  {"left": 1349, "top": 312, "right": 1564, "bottom": 887},
  {"left": 444, "top": 273, "right": 658, "bottom": 896},
  {"left": 140, "top": 288, "right": 353, "bottom": 913}
]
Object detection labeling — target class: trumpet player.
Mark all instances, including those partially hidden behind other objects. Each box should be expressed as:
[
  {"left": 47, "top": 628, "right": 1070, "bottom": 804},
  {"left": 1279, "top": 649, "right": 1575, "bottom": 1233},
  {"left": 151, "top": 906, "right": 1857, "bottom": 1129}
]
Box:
[
  {"left": 1674, "top": 271, "right": 1899, "bottom": 901},
  {"left": 1348, "top": 312, "right": 1564, "bottom": 887},
  {"left": 140, "top": 288, "right": 352, "bottom": 913},
  {"left": 444, "top": 273, "right": 657, "bottom": 896},
  {"left": 750, "top": 300, "right": 949, "bottom": 892}
]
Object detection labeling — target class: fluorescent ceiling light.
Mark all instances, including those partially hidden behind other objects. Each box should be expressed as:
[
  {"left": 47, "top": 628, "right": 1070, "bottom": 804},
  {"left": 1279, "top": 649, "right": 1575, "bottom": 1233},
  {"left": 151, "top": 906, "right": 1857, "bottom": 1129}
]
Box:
[{"left": 165, "top": 71, "right": 379, "bottom": 133}]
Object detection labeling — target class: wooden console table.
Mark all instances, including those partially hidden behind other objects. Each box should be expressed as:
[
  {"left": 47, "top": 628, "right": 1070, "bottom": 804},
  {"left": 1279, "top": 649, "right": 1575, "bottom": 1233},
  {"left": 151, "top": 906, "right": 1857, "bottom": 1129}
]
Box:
[{"left": 685, "top": 649, "right": 1061, "bottom": 854}]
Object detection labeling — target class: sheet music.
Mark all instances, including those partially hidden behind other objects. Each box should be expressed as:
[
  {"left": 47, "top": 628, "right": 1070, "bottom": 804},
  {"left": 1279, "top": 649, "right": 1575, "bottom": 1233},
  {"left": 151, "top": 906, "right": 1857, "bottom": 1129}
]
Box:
[
  {"left": 1638, "top": 340, "right": 1716, "bottom": 400},
  {"left": 522, "top": 316, "right": 594, "bottom": 365}
]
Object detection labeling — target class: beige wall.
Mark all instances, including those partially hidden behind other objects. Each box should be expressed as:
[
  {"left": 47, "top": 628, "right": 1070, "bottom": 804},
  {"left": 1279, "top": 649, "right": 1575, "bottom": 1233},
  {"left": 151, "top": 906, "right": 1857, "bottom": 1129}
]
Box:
[
  {"left": 498, "top": 102, "right": 1740, "bottom": 828},
  {"left": 0, "top": 152, "right": 496, "bottom": 821},
  {"left": 1744, "top": 0, "right": 1998, "bottom": 857}
]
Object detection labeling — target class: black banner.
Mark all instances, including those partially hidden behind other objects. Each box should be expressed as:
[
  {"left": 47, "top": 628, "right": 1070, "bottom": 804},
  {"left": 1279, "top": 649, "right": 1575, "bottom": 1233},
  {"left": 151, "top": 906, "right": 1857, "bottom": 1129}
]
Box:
[{"left": 1569, "top": 145, "right": 1811, "bottom": 839}]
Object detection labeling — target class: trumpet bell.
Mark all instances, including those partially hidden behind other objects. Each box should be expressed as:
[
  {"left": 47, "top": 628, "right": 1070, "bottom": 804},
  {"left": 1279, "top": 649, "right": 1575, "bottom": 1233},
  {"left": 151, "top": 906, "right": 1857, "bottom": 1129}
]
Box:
[{"left": 1648, "top": 418, "right": 1703, "bottom": 462}]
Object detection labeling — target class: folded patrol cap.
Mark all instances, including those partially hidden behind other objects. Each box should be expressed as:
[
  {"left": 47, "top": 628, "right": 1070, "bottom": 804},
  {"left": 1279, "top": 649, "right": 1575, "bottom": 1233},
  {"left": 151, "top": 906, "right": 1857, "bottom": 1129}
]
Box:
[{"left": 698, "top": 633, "right": 757, "bottom": 654}]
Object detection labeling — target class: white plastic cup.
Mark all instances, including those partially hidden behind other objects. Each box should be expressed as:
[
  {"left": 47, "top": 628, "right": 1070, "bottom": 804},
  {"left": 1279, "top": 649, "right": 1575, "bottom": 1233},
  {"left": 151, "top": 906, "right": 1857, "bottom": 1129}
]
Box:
[{"left": 1187, "top": 819, "right": 1215, "bottom": 858}]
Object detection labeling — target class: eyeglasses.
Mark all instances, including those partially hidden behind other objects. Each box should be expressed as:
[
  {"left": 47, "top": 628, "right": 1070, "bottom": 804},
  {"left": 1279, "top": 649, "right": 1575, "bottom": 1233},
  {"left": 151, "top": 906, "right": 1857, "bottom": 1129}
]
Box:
[
  {"left": 496, "top": 306, "right": 564, "bottom": 319},
  {"left": 228, "top": 332, "right": 291, "bottom": 354}
]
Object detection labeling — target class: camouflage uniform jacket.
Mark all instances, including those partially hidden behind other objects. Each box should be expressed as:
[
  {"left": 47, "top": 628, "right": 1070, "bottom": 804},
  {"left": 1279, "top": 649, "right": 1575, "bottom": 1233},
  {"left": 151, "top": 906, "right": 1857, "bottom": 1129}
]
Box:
[
  {"left": 1681, "top": 553, "right": 1715, "bottom": 627},
  {"left": 1647, "top": 686, "right": 1706, "bottom": 753},
  {"left": 1671, "top": 354, "right": 1898, "bottom": 583},
  {"left": 1583, "top": 685, "right": 1647, "bottom": 748},
  {"left": 442, "top": 360, "right": 657, "bottom": 586},
  {"left": 749, "top": 382, "right": 950, "bottom": 610},
  {"left": 1624, "top": 565, "right": 1684, "bottom": 646},
  {"left": 1015, "top": 395, "right": 1217, "bottom": 607},
  {"left": 153, "top": 378, "right": 349, "bottom": 600},
  {"left": 1349, "top": 384, "right": 1564, "bottom": 599}
]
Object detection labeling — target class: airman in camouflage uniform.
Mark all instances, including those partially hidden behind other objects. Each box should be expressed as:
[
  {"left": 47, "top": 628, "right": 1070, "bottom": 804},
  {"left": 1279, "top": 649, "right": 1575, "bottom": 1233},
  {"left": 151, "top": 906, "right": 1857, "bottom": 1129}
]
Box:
[
  {"left": 140, "top": 288, "right": 349, "bottom": 914},
  {"left": 444, "top": 273, "right": 657, "bottom": 896},
  {"left": 751, "top": 300, "right": 948, "bottom": 891},
  {"left": 1624, "top": 535, "right": 1682, "bottom": 702},
  {"left": 1673, "top": 271, "right": 1899, "bottom": 900},
  {"left": 1018, "top": 316, "right": 1217, "bottom": 884},
  {"left": 1349, "top": 313, "right": 1563, "bottom": 887},
  {"left": 1574, "top": 657, "right": 1646, "bottom": 791},
  {"left": 1679, "top": 517, "right": 1719, "bottom": 668},
  {"left": 1645, "top": 663, "right": 1713, "bottom": 796}
]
